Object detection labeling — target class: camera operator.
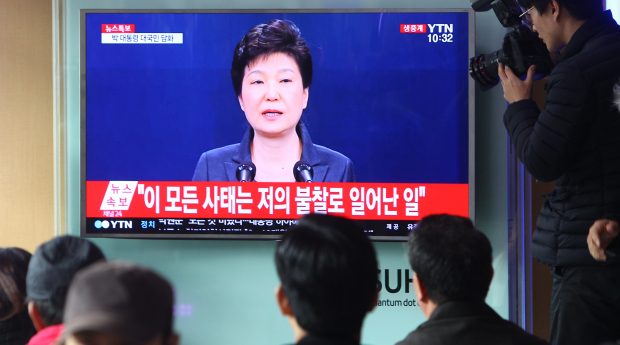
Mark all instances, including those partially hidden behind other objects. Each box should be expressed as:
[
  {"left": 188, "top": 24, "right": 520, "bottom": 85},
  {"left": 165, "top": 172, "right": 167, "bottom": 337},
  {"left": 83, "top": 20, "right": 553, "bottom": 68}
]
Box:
[{"left": 498, "top": 1, "right": 620, "bottom": 345}]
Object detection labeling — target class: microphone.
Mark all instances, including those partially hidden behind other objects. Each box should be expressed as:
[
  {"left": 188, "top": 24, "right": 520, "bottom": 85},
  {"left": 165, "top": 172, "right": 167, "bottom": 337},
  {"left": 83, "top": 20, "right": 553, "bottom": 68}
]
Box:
[
  {"left": 236, "top": 163, "right": 256, "bottom": 182},
  {"left": 293, "top": 161, "right": 313, "bottom": 182}
]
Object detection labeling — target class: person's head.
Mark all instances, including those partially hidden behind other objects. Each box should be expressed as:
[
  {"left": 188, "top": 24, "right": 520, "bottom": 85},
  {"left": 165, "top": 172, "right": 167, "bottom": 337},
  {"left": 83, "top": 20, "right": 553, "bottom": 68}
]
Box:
[
  {"left": 0, "top": 247, "right": 36, "bottom": 345},
  {"left": 26, "top": 236, "right": 105, "bottom": 329},
  {"left": 517, "top": 0, "right": 603, "bottom": 22},
  {"left": 62, "top": 261, "right": 178, "bottom": 345},
  {"left": 275, "top": 214, "right": 378, "bottom": 341},
  {"left": 0, "top": 247, "right": 31, "bottom": 321},
  {"left": 516, "top": 0, "right": 603, "bottom": 53},
  {"left": 231, "top": 19, "right": 312, "bottom": 138},
  {"left": 408, "top": 214, "right": 493, "bottom": 317}
]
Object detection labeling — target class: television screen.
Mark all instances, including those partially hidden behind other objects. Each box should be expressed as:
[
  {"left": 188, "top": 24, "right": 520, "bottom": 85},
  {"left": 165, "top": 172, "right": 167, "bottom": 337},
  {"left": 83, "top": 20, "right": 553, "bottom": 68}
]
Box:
[{"left": 82, "top": 9, "right": 473, "bottom": 239}]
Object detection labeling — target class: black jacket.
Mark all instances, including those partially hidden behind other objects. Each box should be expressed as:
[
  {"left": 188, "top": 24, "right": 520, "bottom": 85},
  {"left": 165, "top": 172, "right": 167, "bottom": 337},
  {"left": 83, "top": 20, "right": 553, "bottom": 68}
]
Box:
[
  {"left": 395, "top": 301, "right": 548, "bottom": 345},
  {"left": 0, "top": 309, "right": 36, "bottom": 345},
  {"left": 293, "top": 334, "right": 360, "bottom": 345},
  {"left": 503, "top": 11, "right": 620, "bottom": 266}
]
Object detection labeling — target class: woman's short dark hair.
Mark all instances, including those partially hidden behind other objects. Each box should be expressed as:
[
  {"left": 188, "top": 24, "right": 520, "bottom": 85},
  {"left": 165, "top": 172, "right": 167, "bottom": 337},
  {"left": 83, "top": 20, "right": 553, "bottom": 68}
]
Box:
[
  {"left": 231, "top": 19, "right": 313, "bottom": 96},
  {"left": 0, "top": 247, "right": 32, "bottom": 320}
]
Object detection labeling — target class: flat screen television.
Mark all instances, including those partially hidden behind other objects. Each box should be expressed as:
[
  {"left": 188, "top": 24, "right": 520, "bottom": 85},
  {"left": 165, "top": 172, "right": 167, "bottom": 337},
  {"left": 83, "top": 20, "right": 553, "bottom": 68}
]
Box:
[{"left": 81, "top": 9, "right": 474, "bottom": 240}]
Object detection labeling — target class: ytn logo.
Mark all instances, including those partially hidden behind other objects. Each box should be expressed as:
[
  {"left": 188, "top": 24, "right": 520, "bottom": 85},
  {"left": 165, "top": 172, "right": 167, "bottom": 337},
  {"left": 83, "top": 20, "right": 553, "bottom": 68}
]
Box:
[
  {"left": 427, "top": 24, "right": 454, "bottom": 33},
  {"left": 94, "top": 220, "right": 133, "bottom": 229}
]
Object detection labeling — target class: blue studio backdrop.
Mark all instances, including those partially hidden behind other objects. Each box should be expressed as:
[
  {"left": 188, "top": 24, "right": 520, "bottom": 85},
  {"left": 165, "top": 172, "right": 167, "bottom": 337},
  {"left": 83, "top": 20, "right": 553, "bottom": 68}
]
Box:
[{"left": 85, "top": 11, "right": 469, "bottom": 183}]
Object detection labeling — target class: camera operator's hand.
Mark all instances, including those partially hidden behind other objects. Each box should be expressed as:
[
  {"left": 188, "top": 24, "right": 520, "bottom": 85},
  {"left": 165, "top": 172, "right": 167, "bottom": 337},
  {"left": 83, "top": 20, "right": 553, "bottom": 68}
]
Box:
[
  {"left": 498, "top": 63, "right": 535, "bottom": 103},
  {"left": 587, "top": 219, "right": 619, "bottom": 262}
]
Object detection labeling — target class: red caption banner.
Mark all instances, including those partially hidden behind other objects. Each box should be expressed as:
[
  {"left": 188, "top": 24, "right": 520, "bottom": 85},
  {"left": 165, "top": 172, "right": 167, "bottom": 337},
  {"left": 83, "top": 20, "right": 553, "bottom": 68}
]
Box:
[{"left": 86, "top": 181, "right": 468, "bottom": 220}]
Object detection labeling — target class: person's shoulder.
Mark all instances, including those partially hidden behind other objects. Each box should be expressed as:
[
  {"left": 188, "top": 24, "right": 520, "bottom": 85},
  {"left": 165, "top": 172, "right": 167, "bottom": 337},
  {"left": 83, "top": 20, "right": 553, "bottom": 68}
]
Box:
[
  {"left": 590, "top": 21, "right": 620, "bottom": 49},
  {"left": 312, "top": 144, "right": 352, "bottom": 165},
  {"left": 396, "top": 321, "right": 547, "bottom": 345},
  {"left": 560, "top": 29, "right": 620, "bottom": 72},
  {"left": 580, "top": 14, "right": 620, "bottom": 53},
  {"left": 309, "top": 144, "right": 356, "bottom": 182},
  {"left": 494, "top": 318, "right": 548, "bottom": 345},
  {"left": 26, "top": 324, "right": 64, "bottom": 345},
  {"left": 201, "top": 143, "right": 240, "bottom": 161},
  {"left": 193, "top": 144, "right": 240, "bottom": 181},
  {"left": 477, "top": 305, "right": 548, "bottom": 345},
  {"left": 394, "top": 327, "right": 437, "bottom": 345}
]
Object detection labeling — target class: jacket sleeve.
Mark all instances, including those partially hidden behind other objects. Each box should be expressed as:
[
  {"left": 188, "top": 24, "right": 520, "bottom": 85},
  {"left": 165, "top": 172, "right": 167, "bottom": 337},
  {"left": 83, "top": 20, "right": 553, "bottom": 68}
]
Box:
[
  {"left": 344, "top": 157, "right": 356, "bottom": 182},
  {"left": 192, "top": 152, "right": 208, "bottom": 181},
  {"left": 503, "top": 65, "right": 591, "bottom": 182}
]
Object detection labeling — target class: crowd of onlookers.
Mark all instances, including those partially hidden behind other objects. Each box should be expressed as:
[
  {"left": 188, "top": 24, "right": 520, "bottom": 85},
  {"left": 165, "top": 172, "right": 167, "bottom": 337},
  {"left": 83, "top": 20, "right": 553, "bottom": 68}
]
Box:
[
  {"left": 1, "top": 211, "right": 618, "bottom": 345},
  {"left": 2, "top": 76, "right": 620, "bottom": 342},
  {"left": 1, "top": 235, "right": 177, "bottom": 345}
]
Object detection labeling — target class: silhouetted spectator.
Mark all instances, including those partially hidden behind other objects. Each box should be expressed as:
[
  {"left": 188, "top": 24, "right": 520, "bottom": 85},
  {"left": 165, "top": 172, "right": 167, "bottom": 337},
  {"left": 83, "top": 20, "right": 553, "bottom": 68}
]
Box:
[
  {"left": 396, "top": 214, "right": 548, "bottom": 345},
  {"left": 61, "top": 261, "right": 179, "bottom": 345},
  {"left": 25, "top": 236, "right": 105, "bottom": 345},
  {"left": 275, "top": 214, "right": 378, "bottom": 345},
  {"left": 0, "top": 247, "right": 36, "bottom": 344}
]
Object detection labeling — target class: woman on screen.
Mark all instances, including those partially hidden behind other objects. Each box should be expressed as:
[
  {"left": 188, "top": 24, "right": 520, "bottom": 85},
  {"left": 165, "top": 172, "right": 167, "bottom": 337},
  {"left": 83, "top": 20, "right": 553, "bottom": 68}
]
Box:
[{"left": 192, "top": 19, "right": 355, "bottom": 182}]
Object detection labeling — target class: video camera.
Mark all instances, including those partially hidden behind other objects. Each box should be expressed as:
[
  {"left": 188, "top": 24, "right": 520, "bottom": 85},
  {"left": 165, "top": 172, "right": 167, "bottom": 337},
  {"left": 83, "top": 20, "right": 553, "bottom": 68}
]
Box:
[{"left": 469, "top": 0, "right": 553, "bottom": 90}]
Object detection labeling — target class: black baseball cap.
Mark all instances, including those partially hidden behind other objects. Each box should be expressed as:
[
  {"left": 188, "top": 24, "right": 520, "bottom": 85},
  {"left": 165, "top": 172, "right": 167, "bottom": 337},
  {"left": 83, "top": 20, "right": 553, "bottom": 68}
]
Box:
[{"left": 26, "top": 236, "right": 105, "bottom": 307}]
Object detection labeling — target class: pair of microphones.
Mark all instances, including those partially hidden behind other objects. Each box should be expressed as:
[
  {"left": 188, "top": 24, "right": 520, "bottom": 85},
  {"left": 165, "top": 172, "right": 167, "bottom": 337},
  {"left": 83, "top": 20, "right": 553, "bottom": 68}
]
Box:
[{"left": 236, "top": 161, "right": 313, "bottom": 182}]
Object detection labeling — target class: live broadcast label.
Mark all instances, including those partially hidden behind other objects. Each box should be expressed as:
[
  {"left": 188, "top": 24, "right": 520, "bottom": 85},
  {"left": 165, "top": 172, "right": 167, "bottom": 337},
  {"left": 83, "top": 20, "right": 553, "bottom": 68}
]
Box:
[
  {"left": 400, "top": 24, "right": 427, "bottom": 33},
  {"left": 86, "top": 181, "right": 468, "bottom": 220},
  {"left": 400, "top": 23, "right": 456, "bottom": 34}
]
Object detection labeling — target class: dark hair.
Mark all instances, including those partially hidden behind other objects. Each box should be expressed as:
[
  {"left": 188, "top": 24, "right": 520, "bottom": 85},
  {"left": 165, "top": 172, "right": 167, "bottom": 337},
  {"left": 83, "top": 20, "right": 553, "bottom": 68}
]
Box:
[
  {"left": 231, "top": 19, "right": 312, "bottom": 96},
  {"left": 408, "top": 214, "right": 493, "bottom": 304},
  {"left": 517, "top": 0, "right": 603, "bottom": 21},
  {"left": 275, "top": 214, "right": 378, "bottom": 339},
  {"left": 26, "top": 236, "right": 105, "bottom": 326},
  {"left": 0, "top": 247, "right": 31, "bottom": 320},
  {"left": 31, "top": 300, "right": 63, "bottom": 326}
]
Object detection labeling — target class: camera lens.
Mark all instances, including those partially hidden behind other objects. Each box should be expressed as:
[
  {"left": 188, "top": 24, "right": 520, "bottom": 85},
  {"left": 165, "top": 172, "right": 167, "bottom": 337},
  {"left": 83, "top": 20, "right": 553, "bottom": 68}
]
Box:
[{"left": 469, "top": 51, "right": 502, "bottom": 90}]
